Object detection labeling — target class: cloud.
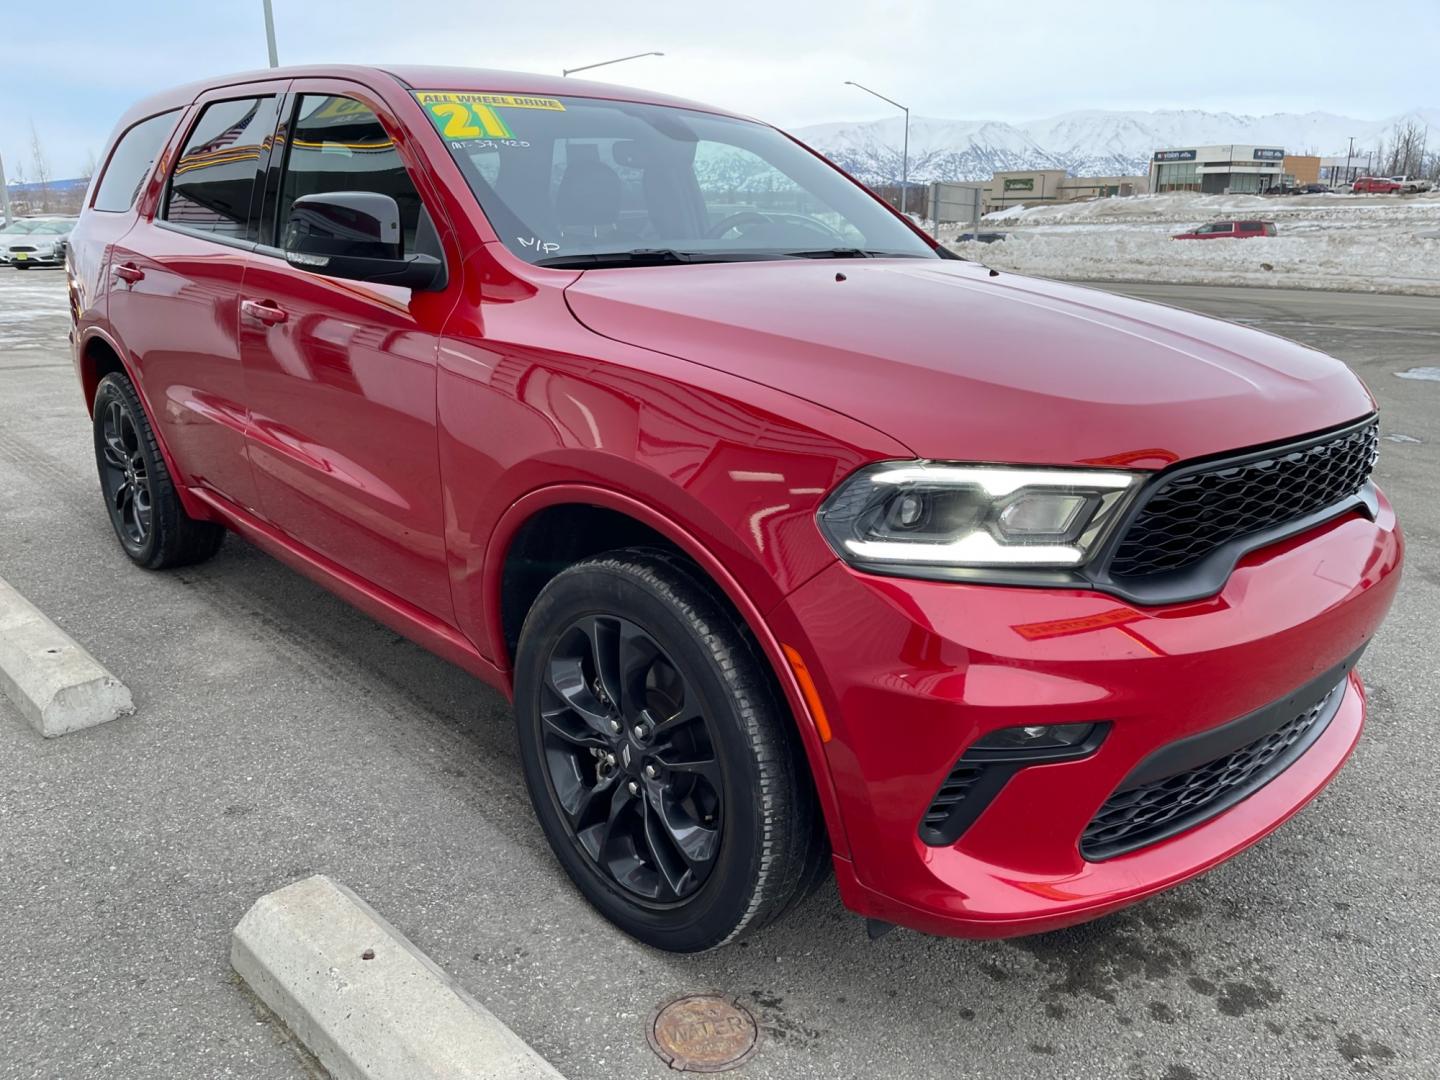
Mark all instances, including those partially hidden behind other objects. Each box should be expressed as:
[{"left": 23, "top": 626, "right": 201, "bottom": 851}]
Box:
[{"left": 4, "top": 0, "right": 1436, "bottom": 177}]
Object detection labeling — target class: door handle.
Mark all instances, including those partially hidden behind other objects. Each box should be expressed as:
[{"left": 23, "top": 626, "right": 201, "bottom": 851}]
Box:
[
  {"left": 241, "top": 299, "right": 288, "bottom": 326},
  {"left": 112, "top": 263, "right": 144, "bottom": 284}
]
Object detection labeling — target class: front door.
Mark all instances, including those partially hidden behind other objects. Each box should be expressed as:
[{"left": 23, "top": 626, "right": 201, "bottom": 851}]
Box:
[{"left": 236, "top": 83, "right": 458, "bottom": 620}]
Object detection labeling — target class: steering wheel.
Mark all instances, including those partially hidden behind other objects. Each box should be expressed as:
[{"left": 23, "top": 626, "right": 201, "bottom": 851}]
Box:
[{"left": 705, "top": 211, "right": 771, "bottom": 240}]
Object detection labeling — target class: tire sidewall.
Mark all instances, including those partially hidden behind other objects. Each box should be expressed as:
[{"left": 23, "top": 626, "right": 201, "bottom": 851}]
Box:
[{"left": 514, "top": 560, "right": 772, "bottom": 952}]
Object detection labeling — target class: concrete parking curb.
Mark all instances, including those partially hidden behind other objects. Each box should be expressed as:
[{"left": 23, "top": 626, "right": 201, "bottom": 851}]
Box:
[
  {"left": 0, "top": 576, "right": 134, "bottom": 737},
  {"left": 231, "top": 875, "right": 567, "bottom": 1080}
]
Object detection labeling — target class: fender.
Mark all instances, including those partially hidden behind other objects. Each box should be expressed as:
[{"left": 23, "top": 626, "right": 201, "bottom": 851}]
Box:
[
  {"left": 483, "top": 482, "right": 852, "bottom": 859},
  {"left": 75, "top": 323, "right": 218, "bottom": 525}
]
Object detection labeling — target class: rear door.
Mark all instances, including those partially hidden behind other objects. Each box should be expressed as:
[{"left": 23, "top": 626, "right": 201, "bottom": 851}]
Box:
[
  {"left": 236, "top": 81, "right": 459, "bottom": 619},
  {"left": 106, "top": 83, "right": 287, "bottom": 513}
]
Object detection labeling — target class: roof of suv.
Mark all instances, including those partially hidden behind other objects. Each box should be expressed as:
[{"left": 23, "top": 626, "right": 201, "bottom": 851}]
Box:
[{"left": 115, "top": 64, "right": 743, "bottom": 129}]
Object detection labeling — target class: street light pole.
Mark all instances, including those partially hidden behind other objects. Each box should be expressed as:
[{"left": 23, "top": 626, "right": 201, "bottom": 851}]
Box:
[
  {"left": 562, "top": 52, "right": 664, "bottom": 78},
  {"left": 1346, "top": 135, "right": 1356, "bottom": 186},
  {"left": 845, "top": 81, "right": 910, "bottom": 216},
  {"left": 0, "top": 152, "right": 11, "bottom": 224},
  {"left": 262, "top": 0, "right": 279, "bottom": 68}
]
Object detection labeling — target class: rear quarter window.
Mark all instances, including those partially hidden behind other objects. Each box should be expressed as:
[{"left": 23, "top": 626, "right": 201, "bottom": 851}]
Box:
[{"left": 92, "top": 110, "right": 180, "bottom": 213}]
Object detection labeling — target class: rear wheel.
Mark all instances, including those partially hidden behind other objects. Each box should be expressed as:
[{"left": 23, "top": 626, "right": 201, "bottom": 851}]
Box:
[
  {"left": 513, "top": 549, "right": 824, "bottom": 952},
  {"left": 92, "top": 372, "right": 225, "bottom": 569}
]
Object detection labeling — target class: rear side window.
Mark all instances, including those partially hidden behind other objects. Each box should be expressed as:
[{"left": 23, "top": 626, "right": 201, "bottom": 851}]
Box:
[
  {"left": 93, "top": 110, "right": 179, "bottom": 213},
  {"left": 275, "top": 95, "right": 426, "bottom": 254},
  {"left": 164, "top": 96, "right": 278, "bottom": 239}
]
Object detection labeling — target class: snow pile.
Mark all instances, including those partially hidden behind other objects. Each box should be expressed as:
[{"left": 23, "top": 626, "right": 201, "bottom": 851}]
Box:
[
  {"left": 980, "top": 203, "right": 1029, "bottom": 222},
  {"left": 946, "top": 230, "right": 1440, "bottom": 296},
  {"left": 952, "top": 190, "right": 1440, "bottom": 294},
  {"left": 979, "top": 190, "right": 1440, "bottom": 226}
]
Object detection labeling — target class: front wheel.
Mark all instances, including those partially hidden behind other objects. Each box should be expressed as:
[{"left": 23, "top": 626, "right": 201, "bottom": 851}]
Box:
[{"left": 513, "top": 550, "right": 825, "bottom": 952}]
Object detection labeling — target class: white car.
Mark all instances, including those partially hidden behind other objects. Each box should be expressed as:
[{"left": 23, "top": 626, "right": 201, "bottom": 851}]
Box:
[
  {"left": 0, "top": 217, "right": 76, "bottom": 267},
  {"left": 1391, "top": 175, "right": 1434, "bottom": 194}
]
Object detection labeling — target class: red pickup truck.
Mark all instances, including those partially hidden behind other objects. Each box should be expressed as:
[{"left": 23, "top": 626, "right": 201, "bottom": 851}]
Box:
[{"left": 1173, "top": 220, "right": 1277, "bottom": 240}]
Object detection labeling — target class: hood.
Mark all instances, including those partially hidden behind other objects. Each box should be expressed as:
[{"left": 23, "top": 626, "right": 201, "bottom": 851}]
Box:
[{"left": 563, "top": 259, "right": 1373, "bottom": 468}]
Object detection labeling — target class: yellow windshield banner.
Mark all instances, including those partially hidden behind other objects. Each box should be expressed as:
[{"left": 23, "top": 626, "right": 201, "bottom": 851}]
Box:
[{"left": 412, "top": 92, "right": 564, "bottom": 142}]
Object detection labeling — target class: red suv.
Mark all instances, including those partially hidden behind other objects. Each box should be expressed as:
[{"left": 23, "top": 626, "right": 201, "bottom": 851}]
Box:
[
  {"left": 1173, "top": 220, "right": 1277, "bottom": 239},
  {"left": 1351, "top": 176, "right": 1401, "bottom": 194},
  {"left": 69, "top": 66, "right": 1401, "bottom": 952}
]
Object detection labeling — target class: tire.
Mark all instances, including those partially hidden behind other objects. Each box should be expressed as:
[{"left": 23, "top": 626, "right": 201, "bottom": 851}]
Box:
[
  {"left": 513, "top": 549, "right": 825, "bottom": 952},
  {"left": 92, "top": 371, "right": 225, "bottom": 569}
]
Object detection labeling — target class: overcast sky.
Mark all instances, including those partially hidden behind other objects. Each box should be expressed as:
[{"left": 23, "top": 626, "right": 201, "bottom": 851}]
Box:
[{"left": 3, "top": 0, "right": 1437, "bottom": 178}]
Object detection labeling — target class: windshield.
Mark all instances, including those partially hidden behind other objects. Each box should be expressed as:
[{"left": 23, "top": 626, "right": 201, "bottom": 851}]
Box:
[{"left": 412, "top": 91, "right": 936, "bottom": 267}]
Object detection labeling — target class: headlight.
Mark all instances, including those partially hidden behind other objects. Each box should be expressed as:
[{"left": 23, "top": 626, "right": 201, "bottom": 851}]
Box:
[{"left": 817, "top": 462, "right": 1140, "bottom": 577}]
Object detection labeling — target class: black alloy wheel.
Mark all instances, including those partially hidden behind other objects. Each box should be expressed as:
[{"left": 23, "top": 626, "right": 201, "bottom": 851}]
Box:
[
  {"left": 91, "top": 372, "right": 225, "bottom": 569},
  {"left": 540, "top": 613, "right": 723, "bottom": 904},
  {"left": 514, "top": 550, "right": 827, "bottom": 952},
  {"left": 97, "top": 393, "right": 153, "bottom": 549}
]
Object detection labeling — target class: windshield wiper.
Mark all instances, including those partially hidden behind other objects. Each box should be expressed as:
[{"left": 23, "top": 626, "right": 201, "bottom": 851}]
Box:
[
  {"left": 783, "top": 248, "right": 931, "bottom": 260},
  {"left": 534, "top": 249, "right": 767, "bottom": 269},
  {"left": 782, "top": 247, "right": 874, "bottom": 259}
]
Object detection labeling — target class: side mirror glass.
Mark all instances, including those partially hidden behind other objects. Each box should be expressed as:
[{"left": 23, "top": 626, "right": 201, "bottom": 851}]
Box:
[{"left": 283, "top": 191, "right": 444, "bottom": 291}]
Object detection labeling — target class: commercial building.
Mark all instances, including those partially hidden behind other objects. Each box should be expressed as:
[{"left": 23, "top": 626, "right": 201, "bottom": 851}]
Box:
[
  {"left": 1148, "top": 145, "right": 1286, "bottom": 194},
  {"left": 1283, "top": 155, "right": 1321, "bottom": 187},
  {"left": 1320, "top": 155, "right": 1373, "bottom": 185},
  {"left": 983, "top": 169, "right": 1148, "bottom": 211}
]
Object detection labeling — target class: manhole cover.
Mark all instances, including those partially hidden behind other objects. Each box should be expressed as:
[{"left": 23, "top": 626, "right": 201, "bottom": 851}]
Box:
[{"left": 647, "top": 993, "right": 759, "bottom": 1072}]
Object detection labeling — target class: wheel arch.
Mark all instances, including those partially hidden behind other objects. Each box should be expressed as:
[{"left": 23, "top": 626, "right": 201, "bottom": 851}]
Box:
[
  {"left": 76, "top": 325, "right": 216, "bottom": 524},
  {"left": 484, "top": 484, "right": 851, "bottom": 858}
]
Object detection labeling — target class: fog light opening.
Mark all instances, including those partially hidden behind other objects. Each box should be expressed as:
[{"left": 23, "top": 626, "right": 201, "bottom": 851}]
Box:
[{"left": 972, "top": 722, "right": 1097, "bottom": 752}]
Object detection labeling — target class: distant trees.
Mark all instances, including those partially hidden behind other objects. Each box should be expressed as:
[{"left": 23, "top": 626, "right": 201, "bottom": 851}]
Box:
[
  {"left": 28, "top": 121, "right": 52, "bottom": 212},
  {"left": 5, "top": 123, "right": 91, "bottom": 214},
  {"left": 1373, "top": 120, "right": 1437, "bottom": 180}
]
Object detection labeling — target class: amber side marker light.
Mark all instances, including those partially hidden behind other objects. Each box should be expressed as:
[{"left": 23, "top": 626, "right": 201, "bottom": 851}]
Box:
[{"left": 781, "top": 644, "right": 832, "bottom": 743}]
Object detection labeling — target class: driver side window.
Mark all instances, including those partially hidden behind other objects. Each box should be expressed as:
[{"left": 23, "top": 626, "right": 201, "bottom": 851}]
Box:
[
  {"left": 276, "top": 94, "right": 428, "bottom": 254},
  {"left": 692, "top": 141, "right": 865, "bottom": 245}
]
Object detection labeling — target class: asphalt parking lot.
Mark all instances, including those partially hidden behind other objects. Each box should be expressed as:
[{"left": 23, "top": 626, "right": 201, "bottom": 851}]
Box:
[{"left": 1, "top": 268, "right": 1436, "bottom": 1080}]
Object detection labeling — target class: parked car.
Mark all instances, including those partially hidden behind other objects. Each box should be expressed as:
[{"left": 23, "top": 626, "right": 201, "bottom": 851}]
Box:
[
  {"left": 68, "top": 66, "right": 1401, "bottom": 952},
  {"left": 0, "top": 216, "right": 77, "bottom": 266},
  {"left": 1351, "top": 176, "right": 1402, "bottom": 194},
  {"left": 952, "top": 231, "right": 1008, "bottom": 243},
  {"left": 1390, "top": 175, "right": 1434, "bottom": 193},
  {"left": 1173, "top": 220, "right": 1277, "bottom": 239},
  {"left": 1297, "top": 183, "right": 1331, "bottom": 194}
]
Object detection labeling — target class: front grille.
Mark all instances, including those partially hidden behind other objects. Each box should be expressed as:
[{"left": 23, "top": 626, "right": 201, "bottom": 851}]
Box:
[
  {"left": 1080, "top": 683, "right": 1342, "bottom": 860},
  {"left": 1109, "top": 420, "right": 1378, "bottom": 579},
  {"left": 9, "top": 245, "right": 37, "bottom": 253}
]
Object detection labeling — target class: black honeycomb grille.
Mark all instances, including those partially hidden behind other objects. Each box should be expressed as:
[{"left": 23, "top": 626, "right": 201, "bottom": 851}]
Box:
[
  {"left": 1080, "top": 685, "right": 1340, "bottom": 860},
  {"left": 1109, "top": 421, "right": 1378, "bottom": 579}
]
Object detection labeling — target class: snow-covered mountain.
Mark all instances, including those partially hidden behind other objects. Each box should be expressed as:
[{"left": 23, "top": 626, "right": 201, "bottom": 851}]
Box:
[{"left": 793, "top": 107, "right": 1440, "bottom": 183}]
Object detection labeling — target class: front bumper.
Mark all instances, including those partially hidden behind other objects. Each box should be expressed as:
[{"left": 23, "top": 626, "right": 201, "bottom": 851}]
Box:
[
  {"left": 5, "top": 252, "right": 64, "bottom": 266},
  {"left": 772, "top": 491, "right": 1402, "bottom": 937}
]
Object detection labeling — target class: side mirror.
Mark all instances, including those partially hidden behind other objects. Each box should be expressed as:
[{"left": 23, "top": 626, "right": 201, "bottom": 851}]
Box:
[{"left": 283, "top": 191, "right": 444, "bottom": 291}]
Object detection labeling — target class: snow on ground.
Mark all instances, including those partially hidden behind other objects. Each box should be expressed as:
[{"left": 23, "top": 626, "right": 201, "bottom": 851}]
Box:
[
  {"left": 975, "top": 190, "right": 1440, "bottom": 226},
  {"left": 941, "top": 191, "right": 1440, "bottom": 294}
]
